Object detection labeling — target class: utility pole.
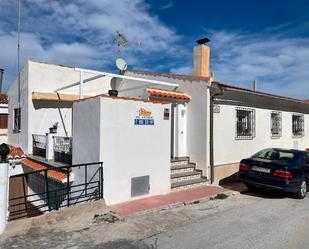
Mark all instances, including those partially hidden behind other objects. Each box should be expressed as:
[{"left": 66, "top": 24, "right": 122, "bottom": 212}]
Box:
[{"left": 17, "top": 0, "right": 21, "bottom": 109}]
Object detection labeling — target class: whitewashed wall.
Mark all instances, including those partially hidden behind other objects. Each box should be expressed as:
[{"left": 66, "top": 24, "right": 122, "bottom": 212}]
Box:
[
  {"left": 8, "top": 60, "right": 112, "bottom": 153},
  {"left": 214, "top": 104, "right": 309, "bottom": 165},
  {"left": 73, "top": 96, "right": 171, "bottom": 205},
  {"left": 8, "top": 63, "right": 29, "bottom": 151},
  {"left": 124, "top": 72, "right": 210, "bottom": 176}
]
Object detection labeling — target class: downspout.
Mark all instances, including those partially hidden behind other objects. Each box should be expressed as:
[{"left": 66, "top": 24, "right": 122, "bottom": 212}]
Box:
[{"left": 209, "top": 85, "right": 224, "bottom": 184}]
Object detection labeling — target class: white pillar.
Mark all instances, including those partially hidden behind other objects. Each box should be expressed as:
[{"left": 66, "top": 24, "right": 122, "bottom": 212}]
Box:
[
  {"left": 0, "top": 163, "right": 9, "bottom": 234},
  {"left": 46, "top": 133, "right": 54, "bottom": 161}
]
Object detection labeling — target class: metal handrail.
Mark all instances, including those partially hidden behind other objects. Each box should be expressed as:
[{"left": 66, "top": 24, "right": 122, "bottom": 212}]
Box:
[{"left": 8, "top": 161, "right": 104, "bottom": 221}]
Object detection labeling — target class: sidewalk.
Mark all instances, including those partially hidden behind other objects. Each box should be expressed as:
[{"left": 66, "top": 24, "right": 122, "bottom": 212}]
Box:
[{"left": 111, "top": 185, "right": 229, "bottom": 216}]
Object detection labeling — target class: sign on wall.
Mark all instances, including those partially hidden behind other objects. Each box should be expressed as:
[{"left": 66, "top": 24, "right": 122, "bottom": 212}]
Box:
[
  {"left": 134, "top": 108, "right": 154, "bottom": 125},
  {"left": 213, "top": 104, "right": 220, "bottom": 113}
]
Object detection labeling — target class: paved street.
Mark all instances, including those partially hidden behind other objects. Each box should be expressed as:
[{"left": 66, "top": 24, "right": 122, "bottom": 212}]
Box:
[
  {"left": 144, "top": 190, "right": 309, "bottom": 249},
  {"left": 1, "top": 189, "right": 309, "bottom": 249}
]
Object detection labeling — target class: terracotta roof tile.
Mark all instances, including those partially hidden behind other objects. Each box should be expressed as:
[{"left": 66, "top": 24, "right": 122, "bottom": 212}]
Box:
[
  {"left": 78, "top": 93, "right": 171, "bottom": 104},
  {"left": 7, "top": 145, "right": 26, "bottom": 160},
  {"left": 21, "top": 158, "right": 72, "bottom": 183},
  {"left": 146, "top": 87, "right": 190, "bottom": 101},
  {"left": 0, "top": 93, "right": 8, "bottom": 104}
]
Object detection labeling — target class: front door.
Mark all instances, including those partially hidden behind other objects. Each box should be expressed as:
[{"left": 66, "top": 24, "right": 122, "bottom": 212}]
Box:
[{"left": 172, "top": 104, "right": 187, "bottom": 158}]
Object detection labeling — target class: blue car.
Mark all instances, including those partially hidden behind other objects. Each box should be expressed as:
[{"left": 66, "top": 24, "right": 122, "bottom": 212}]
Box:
[{"left": 239, "top": 148, "right": 309, "bottom": 199}]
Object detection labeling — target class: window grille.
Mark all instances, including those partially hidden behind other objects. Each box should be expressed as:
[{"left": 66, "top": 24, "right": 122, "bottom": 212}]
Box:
[
  {"left": 292, "top": 114, "right": 304, "bottom": 137},
  {"left": 271, "top": 112, "right": 282, "bottom": 138},
  {"left": 13, "top": 108, "right": 21, "bottom": 133},
  {"left": 236, "top": 107, "right": 255, "bottom": 139}
]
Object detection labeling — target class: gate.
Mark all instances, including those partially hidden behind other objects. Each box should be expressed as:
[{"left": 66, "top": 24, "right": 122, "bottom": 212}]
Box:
[{"left": 8, "top": 162, "right": 103, "bottom": 221}]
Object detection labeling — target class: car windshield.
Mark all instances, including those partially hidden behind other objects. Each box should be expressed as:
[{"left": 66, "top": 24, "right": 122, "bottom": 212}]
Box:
[{"left": 252, "top": 149, "right": 296, "bottom": 162}]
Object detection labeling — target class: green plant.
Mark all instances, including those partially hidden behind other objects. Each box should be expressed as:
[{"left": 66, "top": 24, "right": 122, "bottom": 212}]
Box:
[{"left": 0, "top": 143, "right": 10, "bottom": 163}]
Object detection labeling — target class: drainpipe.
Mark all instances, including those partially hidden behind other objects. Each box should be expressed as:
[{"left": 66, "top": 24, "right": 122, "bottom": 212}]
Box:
[{"left": 209, "top": 86, "right": 224, "bottom": 184}]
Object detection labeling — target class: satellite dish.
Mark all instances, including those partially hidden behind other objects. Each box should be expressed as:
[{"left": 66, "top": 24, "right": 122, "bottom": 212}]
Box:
[
  {"left": 110, "top": 77, "right": 123, "bottom": 91},
  {"left": 116, "top": 58, "right": 128, "bottom": 71}
]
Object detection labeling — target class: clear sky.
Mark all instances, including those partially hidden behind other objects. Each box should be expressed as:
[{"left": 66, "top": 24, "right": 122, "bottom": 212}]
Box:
[{"left": 0, "top": 0, "right": 309, "bottom": 99}]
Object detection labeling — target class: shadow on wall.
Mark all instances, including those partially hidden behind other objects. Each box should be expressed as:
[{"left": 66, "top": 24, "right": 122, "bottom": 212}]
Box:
[
  {"left": 32, "top": 100, "right": 73, "bottom": 109},
  {"left": 32, "top": 100, "right": 71, "bottom": 137}
]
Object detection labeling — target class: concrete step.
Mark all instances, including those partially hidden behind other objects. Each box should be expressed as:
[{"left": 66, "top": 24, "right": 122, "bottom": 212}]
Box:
[
  {"left": 171, "top": 157, "right": 190, "bottom": 167},
  {"left": 171, "top": 163, "right": 195, "bottom": 174},
  {"left": 171, "top": 177, "right": 208, "bottom": 191},
  {"left": 171, "top": 170, "right": 202, "bottom": 184}
]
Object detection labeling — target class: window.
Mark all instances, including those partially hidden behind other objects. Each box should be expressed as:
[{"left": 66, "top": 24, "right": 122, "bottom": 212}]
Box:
[
  {"left": 0, "top": 114, "right": 8, "bottom": 129},
  {"left": 292, "top": 114, "right": 304, "bottom": 137},
  {"left": 236, "top": 107, "right": 255, "bottom": 139},
  {"left": 252, "top": 148, "right": 296, "bottom": 162},
  {"left": 271, "top": 112, "right": 282, "bottom": 138},
  {"left": 13, "top": 108, "right": 21, "bottom": 133}
]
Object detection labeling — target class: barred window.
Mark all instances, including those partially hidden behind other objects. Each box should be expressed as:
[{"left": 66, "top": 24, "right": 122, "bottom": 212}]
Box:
[
  {"left": 292, "top": 114, "right": 304, "bottom": 137},
  {"left": 271, "top": 112, "right": 282, "bottom": 138},
  {"left": 236, "top": 108, "right": 255, "bottom": 139}
]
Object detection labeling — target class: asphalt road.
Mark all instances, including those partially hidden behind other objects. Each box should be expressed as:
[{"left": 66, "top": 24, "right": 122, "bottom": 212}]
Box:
[
  {"left": 2, "top": 189, "right": 309, "bottom": 249},
  {"left": 143, "top": 190, "right": 309, "bottom": 249}
]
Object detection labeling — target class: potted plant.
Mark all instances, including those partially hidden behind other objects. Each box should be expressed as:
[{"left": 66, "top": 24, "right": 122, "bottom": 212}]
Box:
[{"left": 49, "top": 122, "right": 58, "bottom": 134}]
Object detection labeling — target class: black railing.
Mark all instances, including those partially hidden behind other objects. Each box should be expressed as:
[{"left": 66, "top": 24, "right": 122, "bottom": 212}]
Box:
[{"left": 8, "top": 162, "right": 103, "bottom": 221}]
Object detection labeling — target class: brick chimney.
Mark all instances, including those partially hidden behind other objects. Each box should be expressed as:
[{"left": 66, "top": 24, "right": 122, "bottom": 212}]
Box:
[{"left": 193, "top": 38, "right": 210, "bottom": 77}]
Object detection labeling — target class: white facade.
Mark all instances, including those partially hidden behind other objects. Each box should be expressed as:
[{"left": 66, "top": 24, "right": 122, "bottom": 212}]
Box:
[
  {"left": 8, "top": 60, "right": 112, "bottom": 153},
  {"left": 6, "top": 59, "right": 309, "bottom": 202},
  {"left": 72, "top": 96, "right": 171, "bottom": 205},
  {"left": 124, "top": 71, "right": 211, "bottom": 176},
  {"left": 214, "top": 105, "right": 309, "bottom": 166}
]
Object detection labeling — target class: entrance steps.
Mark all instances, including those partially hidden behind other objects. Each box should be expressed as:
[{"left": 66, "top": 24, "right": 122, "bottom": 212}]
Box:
[{"left": 171, "top": 157, "right": 208, "bottom": 191}]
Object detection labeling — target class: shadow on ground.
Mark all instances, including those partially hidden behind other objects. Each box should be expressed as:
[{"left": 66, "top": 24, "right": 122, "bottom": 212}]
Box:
[
  {"left": 94, "top": 239, "right": 153, "bottom": 249},
  {"left": 219, "top": 172, "right": 295, "bottom": 200},
  {"left": 0, "top": 227, "right": 153, "bottom": 249}
]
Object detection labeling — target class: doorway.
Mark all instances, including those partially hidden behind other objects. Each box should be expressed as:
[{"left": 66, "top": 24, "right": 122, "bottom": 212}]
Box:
[{"left": 171, "top": 103, "right": 187, "bottom": 159}]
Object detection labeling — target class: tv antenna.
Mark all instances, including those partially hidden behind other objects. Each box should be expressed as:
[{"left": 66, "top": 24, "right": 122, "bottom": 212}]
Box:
[{"left": 116, "top": 31, "right": 141, "bottom": 58}]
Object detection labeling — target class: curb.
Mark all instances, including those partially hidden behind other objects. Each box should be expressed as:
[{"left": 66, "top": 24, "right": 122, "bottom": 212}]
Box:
[{"left": 114, "top": 189, "right": 240, "bottom": 218}]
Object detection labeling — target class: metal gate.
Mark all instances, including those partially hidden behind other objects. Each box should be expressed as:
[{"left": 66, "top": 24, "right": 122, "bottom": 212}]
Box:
[{"left": 8, "top": 162, "right": 103, "bottom": 221}]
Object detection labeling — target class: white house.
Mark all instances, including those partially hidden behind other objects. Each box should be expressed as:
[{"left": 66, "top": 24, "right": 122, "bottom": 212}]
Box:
[{"left": 6, "top": 39, "right": 309, "bottom": 213}]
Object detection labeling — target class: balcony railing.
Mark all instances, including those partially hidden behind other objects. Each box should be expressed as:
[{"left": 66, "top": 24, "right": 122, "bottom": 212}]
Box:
[
  {"left": 32, "top": 134, "right": 72, "bottom": 164},
  {"left": 32, "top": 134, "right": 47, "bottom": 158},
  {"left": 53, "top": 136, "right": 72, "bottom": 164}
]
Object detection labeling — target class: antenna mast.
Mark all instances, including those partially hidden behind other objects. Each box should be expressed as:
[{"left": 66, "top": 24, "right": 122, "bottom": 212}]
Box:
[{"left": 17, "top": 0, "right": 21, "bottom": 109}]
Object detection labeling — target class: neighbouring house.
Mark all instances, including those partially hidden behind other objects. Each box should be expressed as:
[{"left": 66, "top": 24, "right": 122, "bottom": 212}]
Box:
[{"left": 6, "top": 39, "right": 309, "bottom": 218}]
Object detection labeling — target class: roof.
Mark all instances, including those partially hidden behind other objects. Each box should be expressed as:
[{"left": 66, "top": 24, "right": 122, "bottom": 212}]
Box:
[
  {"left": 21, "top": 158, "right": 72, "bottom": 183},
  {"left": 32, "top": 92, "right": 86, "bottom": 102},
  {"left": 7, "top": 145, "right": 26, "bottom": 160},
  {"left": 211, "top": 81, "right": 309, "bottom": 106},
  {"left": 127, "top": 70, "right": 209, "bottom": 81},
  {"left": 0, "top": 93, "right": 8, "bottom": 104},
  {"left": 211, "top": 81, "right": 309, "bottom": 114},
  {"left": 146, "top": 87, "right": 190, "bottom": 101},
  {"left": 77, "top": 93, "right": 171, "bottom": 105},
  {"left": 29, "top": 60, "right": 74, "bottom": 69}
]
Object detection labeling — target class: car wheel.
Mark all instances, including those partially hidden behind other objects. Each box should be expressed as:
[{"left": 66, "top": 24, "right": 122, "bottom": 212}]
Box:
[
  {"left": 244, "top": 183, "right": 256, "bottom": 192},
  {"left": 296, "top": 179, "right": 307, "bottom": 199}
]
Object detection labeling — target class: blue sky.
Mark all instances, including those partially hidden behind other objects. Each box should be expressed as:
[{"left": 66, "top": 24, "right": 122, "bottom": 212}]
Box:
[{"left": 0, "top": 0, "right": 309, "bottom": 99}]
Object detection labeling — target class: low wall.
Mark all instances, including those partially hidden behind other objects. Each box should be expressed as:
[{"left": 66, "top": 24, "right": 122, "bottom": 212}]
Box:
[{"left": 213, "top": 162, "right": 239, "bottom": 183}]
